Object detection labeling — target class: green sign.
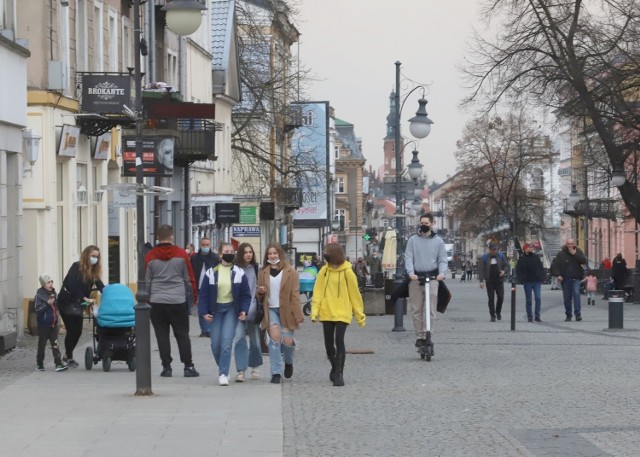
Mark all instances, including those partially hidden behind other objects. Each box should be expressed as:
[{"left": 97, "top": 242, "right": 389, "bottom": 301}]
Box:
[
  {"left": 363, "top": 233, "right": 371, "bottom": 241},
  {"left": 240, "top": 206, "right": 257, "bottom": 224}
]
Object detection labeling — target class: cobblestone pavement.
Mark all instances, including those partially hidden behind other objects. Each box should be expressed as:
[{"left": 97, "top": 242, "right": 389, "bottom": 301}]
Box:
[{"left": 283, "top": 280, "right": 640, "bottom": 457}]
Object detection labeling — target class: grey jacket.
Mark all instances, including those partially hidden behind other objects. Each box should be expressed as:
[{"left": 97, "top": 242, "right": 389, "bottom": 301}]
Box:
[{"left": 404, "top": 231, "right": 448, "bottom": 277}]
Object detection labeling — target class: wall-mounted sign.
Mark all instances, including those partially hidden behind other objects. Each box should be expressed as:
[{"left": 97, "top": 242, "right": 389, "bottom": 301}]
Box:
[
  {"left": 57, "top": 124, "right": 81, "bottom": 158},
  {"left": 231, "top": 226, "right": 260, "bottom": 237},
  {"left": 81, "top": 74, "right": 131, "bottom": 114},
  {"left": 94, "top": 132, "right": 111, "bottom": 160},
  {"left": 240, "top": 206, "right": 257, "bottom": 224},
  {"left": 122, "top": 136, "right": 174, "bottom": 177},
  {"left": 192, "top": 205, "right": 210, "bottom": 224},
  {"left": 215, "top": 203, "right": 240, "bottom": 224}
]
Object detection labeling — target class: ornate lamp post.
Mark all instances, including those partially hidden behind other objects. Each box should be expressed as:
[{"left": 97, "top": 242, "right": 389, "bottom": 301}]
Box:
[
  {"left": 132, "top": 0, "right": 206, "bottom": 396},
  {"left": 392, "top": 61, "right": 433, "bottom": 332}
]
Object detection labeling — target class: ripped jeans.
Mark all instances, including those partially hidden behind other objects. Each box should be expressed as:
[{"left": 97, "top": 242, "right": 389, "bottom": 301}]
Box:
[{"left": 267, "top": 308, "right": 295, "bottom": 376}]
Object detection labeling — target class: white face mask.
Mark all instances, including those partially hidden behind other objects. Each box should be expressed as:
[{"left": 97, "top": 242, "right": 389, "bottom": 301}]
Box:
[
  {"left": 90, "top": 256, "right": 99, "bottom": 265},
  {"left": 267, "top": 258, "right": 280, "bottom": 265}
]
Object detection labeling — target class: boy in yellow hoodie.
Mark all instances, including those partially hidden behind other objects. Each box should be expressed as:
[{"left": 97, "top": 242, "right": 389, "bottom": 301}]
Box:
[{"left": 311, "top": 243, "right": 365, "bottom": 386}]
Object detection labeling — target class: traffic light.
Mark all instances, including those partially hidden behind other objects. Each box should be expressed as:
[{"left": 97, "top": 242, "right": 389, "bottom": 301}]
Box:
[
  {"left": 363, "top": 228, "right": 377, "bottom": 241},
  {"left": 363, "top": 232, "right": 371, "bottom": 241}
]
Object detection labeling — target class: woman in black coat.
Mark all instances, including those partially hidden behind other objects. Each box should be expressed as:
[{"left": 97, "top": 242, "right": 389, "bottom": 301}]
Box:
[
  {"left": 611, "top": 253, "right": 628, "bottom": 291},
  {"left": 59, "top": 245, "right": 105, "bottom": 367}
]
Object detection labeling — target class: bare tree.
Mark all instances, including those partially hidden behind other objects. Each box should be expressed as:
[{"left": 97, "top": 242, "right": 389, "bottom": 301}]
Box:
[
  {"left": 462, "top": 0, "right": 640, "bottom": 221},
  {"left": 450, "top": 110, "right": 555, "bottom": 240},
  {"left": 231, "top": 0, "right": 317, "bottom": 197}
]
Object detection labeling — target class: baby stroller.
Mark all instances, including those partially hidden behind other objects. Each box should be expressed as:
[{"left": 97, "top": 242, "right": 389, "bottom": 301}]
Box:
[
  {"left": 299, "top": 266, "right": 318, "bottom": 316},
  {"left": 84, "top": 283, "right": 136, "bottom": 372}
]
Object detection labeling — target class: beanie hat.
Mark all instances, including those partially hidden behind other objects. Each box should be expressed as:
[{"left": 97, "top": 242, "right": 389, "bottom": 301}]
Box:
[
  {"left": 523, "top": 243, "right": 531, "bottom": 251},
  {"left": 39, "top": 274, "right": 53, "bottom": 287}
]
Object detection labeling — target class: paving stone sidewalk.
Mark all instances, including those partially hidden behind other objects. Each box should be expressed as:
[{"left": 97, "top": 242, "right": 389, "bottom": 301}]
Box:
[{"left": 283, "top": 280, "right": 640, "bottom": 457}]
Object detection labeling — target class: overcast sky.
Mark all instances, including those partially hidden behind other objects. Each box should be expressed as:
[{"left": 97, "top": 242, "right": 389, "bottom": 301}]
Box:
[{"left": 295, "top": 0, "right": 483, "bottom": 183}]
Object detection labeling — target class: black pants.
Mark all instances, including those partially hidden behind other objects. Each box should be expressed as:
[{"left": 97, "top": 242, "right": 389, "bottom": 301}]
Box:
[
  {"left": 37, "top": 326, "right": 62, "bottom": 366},
  {"left": 322, "top": 321, "right": 347, "bottom": 357},
  {"left": 59, "top": 311, "right": 83, "bottom": 359},
  {"left": 150, "top": 302, "right": 192, "bottom": 367},
  {"left": 486, "top": 281, "right": 504, "bottom": 316}
]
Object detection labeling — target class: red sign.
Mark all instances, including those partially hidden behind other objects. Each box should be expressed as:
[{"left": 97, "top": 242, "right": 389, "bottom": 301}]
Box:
[{"left": 122, "top": 136, "right": 174, "bottom": 177}]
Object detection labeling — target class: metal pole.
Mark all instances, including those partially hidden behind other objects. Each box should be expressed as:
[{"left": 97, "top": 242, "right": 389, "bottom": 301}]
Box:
[
  {"left": 393, "top": 61, "right": 405, "bottom": 332},
  {"left": 584, "top": 167, "right": 589, "bottom": 265},
  {"left": 133, "top": 0, "right": 152, "bottom": 396},
  {"left": 511, "top": 188, "right": 516, "bottom": 331}
]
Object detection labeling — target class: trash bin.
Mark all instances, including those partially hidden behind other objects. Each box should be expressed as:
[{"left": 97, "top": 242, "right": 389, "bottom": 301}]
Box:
[
  {"left": 373, "top": 272, "right": 384, "bottom": 288},
  {"left": 608, "top": 290, "right": 624, "bottom": 329},
  {"left": 28, "top": 299, "right": 38, "bottom": 336},
  {"left": 384, "top": 279, "right": 407, "bottom": 315}
]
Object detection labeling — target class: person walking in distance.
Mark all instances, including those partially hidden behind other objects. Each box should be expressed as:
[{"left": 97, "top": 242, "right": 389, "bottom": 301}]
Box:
[
  {"left": 59, "top": 245, "right": 105, "bottom": 367},
  {"left": 198, "top": 243, "right": 251, "bottom": 386},
  {"left": 550, "top": 238, "right": 587, "bottom": 321},
  {"left": 516, "top": 243, "right": 545, "bottom": 322},
  {"left": 311, "top": 243, "right": 366, "bottom": 386},
  {"left": 190, "top": 237, "right": 220, "bottom": 337},
  {"left": 404, "top": 212, "right": 448, "bottom": 348},
  {"left": 611, "top": 253, "right": 629, "bottom": 292},
  {"left": 582, "top": 271, "right": 598, "bottom": 306},
  {"left": 478, "top": 243, "right": 509, "bottom": 322},
  {"left": 256, "top": 243, "right": 303, "bottom": 384},
  {"left": 145, "top": 224, "right": 200, "bottom": 378}
]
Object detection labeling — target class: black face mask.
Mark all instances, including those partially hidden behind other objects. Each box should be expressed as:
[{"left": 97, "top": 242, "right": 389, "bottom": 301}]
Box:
[
  {"left": 221, "top": 253, "right": 235, "bottom": 263},
  {"left": 419, "top": 224, "right": 431, "bottom": 233},
  {"left": 323, "top": 254, "right": 331, "bottom": 263}
]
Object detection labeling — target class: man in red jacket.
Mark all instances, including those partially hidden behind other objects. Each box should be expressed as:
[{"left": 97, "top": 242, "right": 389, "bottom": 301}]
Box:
[{"left": 145, "top": 224, "right": 199, "bottom": 378}]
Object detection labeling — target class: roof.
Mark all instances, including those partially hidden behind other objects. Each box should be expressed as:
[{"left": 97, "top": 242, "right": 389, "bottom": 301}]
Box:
[
  {"left": 335, "top": 118, "right": 365, "bottom": 160},
  {"left": 211, "top": 0, "right": 241, "bottom": 101},
  {"left": 334, "top": 118, "right": 353, "bottom": 127}
]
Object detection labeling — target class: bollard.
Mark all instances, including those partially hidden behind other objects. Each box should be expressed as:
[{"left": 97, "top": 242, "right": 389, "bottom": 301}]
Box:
[
  {"left": 510, "top": 279, "right": 516, "bottom": 331},
  {"left": 135, "top": 302, "right": 153, "bottom": 395},
  {"left": 393, "top": 297, "right": 406, "bottom": 332},
  {"left": 608, "top": 290, "right": 624, "bottom": 330}
]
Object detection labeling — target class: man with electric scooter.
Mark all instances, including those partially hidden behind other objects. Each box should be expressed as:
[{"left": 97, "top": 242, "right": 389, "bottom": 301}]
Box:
[{"left": 404, "top": 212, "right": 448, "bottom": 352}]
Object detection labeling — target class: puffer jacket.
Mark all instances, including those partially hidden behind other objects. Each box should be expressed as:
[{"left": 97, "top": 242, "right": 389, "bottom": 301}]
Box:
[
  {"left": 311, "top": 261, "right": 366, "bottom": 326},
  {"left": 34, "top": 287, "right": 59, "bottom": 328}
]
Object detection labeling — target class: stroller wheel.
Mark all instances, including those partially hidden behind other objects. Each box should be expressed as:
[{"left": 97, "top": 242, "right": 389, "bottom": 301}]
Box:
[
  {"left": 127, "top": 356, "right": 136, "bottom": 372},
  {"left": 102, "top": 356, "right": 111, "bottom": 372},
  {"left": 302, "top": 303, "right": 311, "bottom": 316},
  {"left": 84, "top": 347, "right": 94, "bottom": 370}
]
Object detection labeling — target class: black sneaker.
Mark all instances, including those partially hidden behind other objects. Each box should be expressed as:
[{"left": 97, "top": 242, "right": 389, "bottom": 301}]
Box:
[
  {"left": 491, "top": 316, "right": 496, "bottom": 322},
  {"left": 63, "top": 357, "right": 79, "bottom": 368},
  {"left": 55, "top": 363, "right": 68, "bottom": 372},
  {"left": 160, "top": 366, "right": 172, "bottom": 377},
  {"left": 284, "top": 363, "right": 293, "bottom": 379},
  {"left": 535, "top": 317, "right": 542, "bottom": 322},
  {"left": 184, "top": 365, "right": 199, "bottom": 377},
  {"left": 496, "top": 313, "right": 502, "bottom": 320},
  {"left": 270, "top": 374, "right": 281, "bottom": 384},
  {"left": 36, "top": 365, "right": 45, "bottom": 372},
  {"left": 528, "top": 317, "right": 533, "bottom": 323},
  {"left": 575, "top": 314, "right": 582, "bottom": 321},
  {"left": 565, "top": 316, "right": 572, "bottom": 322}
]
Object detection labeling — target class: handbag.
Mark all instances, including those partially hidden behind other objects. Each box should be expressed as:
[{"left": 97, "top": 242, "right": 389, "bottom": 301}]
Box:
[
  {"left": 58, "top": 287, "right": 83, "bottom": 317},
  {"left": 254, "top": 302, "right": 265, "bottom": 325}
]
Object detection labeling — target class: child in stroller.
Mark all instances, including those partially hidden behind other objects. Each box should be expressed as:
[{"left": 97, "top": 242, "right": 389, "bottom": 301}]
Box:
[{"left": 85, "top": 283, "right": 136, "bottom": 372}]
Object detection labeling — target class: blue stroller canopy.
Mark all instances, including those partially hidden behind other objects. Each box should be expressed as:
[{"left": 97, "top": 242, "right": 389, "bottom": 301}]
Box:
[{"left": 97, "top": 283, "right": 136, "bottom": 328}]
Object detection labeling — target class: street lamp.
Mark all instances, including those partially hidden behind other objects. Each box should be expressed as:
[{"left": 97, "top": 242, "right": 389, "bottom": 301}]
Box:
[
  {"left": 132, "top": 0, "right": 205, "bottom": 396},
  {"left": 393, "top": 61, "right": 434, "bottom": 332}
]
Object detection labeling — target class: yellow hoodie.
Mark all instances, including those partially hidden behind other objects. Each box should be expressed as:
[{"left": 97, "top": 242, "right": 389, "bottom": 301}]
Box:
[{"left": 310, "top": 261, "right": 366, "bottom": 326}]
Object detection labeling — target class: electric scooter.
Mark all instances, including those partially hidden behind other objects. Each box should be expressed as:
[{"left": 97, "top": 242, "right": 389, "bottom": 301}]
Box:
[{"left": 418, "top": 275, "right": 435, "bottom": 362}]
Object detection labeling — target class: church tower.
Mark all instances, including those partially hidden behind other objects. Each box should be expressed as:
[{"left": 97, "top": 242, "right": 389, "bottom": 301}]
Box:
[{"left": 383, "top": 91, "right": 404, "bottom": 178}]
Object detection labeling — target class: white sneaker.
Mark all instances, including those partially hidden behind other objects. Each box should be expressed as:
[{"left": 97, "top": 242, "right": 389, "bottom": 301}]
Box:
[
  {"left": 235, "top": 371, "right": 245, "bottom": 382},
  {"left": 250, "top": 368, "right": 260, "bottom": 380},
  {"left": 218, "top": 374, "right": 229, "bottom": 386}
]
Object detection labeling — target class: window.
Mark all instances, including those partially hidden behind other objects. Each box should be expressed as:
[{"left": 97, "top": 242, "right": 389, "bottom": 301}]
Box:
[
  {"left": 335, "top": 176, "right": 345, "bottom": 193},
  {"left": 108, "top": 10, "right": 118, "bottom": 71},
  {"left": 121, "top": 17, "right": 131, "bottom": 70},
  {"left": 0, "top": 0, "right": 15, "bottom": 33},
  {"left": 92, "top": 1, "right": 104, "bottom": 71},
  {"left": 334, "top": 144, "right": 339, "bottom": 159},
  {"left": 58, "top": 0, "right": 70, "bottom": 90},
  {"left": 76, "top": 0, "right": 88, "bottom": 71},
  {"left": 334, "top": 209, "right": 345, "bottom": 231},
  {"left": 167, "top": 50, "right": 178, "bottom": 87}
]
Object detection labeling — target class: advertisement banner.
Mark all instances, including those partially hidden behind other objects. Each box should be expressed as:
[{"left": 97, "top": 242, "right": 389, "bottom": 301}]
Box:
[
  {"left": 231, "top": 226, "right": 261, "bottom": 237},
  {"left": 291, "top": 102, "right": 330, "bottom": 226},
  {"left": 122, "top": 136, "right": 174, "bottom": 177}
]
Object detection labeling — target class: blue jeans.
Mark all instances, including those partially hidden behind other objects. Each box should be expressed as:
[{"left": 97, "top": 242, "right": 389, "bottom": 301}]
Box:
[
  {"left": 209, "top": 303, "right": 238, "bottom": 376},
  {"left": 233, "top": 320, "right": 263, "bottom": 372},
  {"left": 561, "top": 278, "right": 582, "bottom": 317},
  {"left": 267, "top": 308, "right": 295, "bottom": 376},
  {"left": 199, "top": 314, "right": 209, "bottom": 334},
  {"left": 523, "top": 282, "right": 542, "bottom": 319}
]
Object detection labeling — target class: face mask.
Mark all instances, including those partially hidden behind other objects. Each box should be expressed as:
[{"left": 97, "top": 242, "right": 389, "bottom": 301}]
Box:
[
  {"left": 200, "top": 247, "right": 210, "bottom": 254},
  {"left": 323, "top": 254, "right": 331, "bottom": 263},
  {"left": 185, "top": 249, "right": 191, "bottom": 254},
  {"left": 419, "top": 225, "right": 431, "bottom": 233},
  {"left": 221, "top": 253, "right": 235, "bottom": 263},
  {"left": 267, "top": 258, "right": 280, "bottom": 265},
  {"left": 90, "top": 256, "right": 99, "bottom": 265}
]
